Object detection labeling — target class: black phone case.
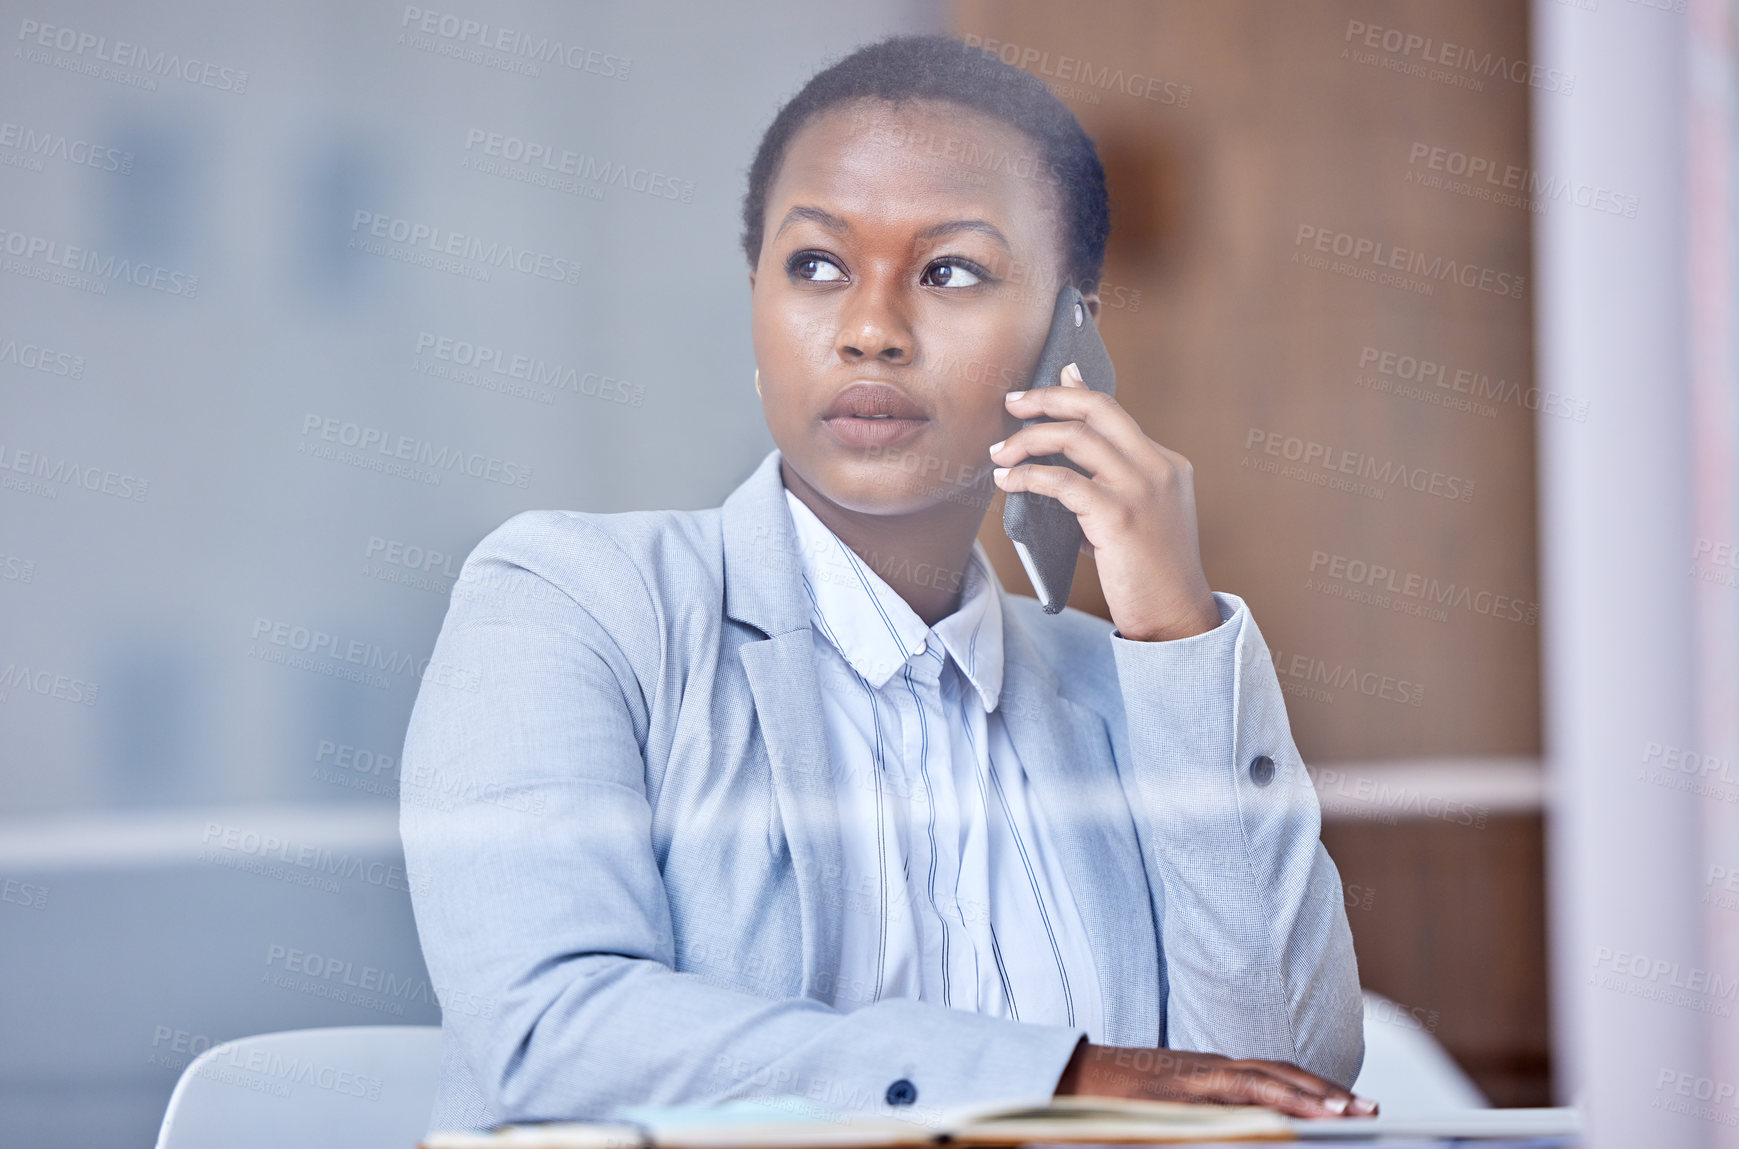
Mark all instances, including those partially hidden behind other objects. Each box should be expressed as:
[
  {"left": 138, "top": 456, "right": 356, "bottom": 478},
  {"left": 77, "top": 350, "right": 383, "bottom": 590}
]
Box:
[{"left": 1001, "top": 285, "right": 1117, "bottom": 614}]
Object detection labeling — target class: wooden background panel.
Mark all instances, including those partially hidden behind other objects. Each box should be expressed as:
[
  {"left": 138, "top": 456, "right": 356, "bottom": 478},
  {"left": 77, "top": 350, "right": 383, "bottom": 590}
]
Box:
[{"left": 959, "top": 0, "right": 1540, "bottom": 763}]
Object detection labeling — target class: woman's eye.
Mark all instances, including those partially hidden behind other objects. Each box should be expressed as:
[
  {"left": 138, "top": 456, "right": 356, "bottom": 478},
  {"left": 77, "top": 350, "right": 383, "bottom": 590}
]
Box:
[
  {"left": 922, "top": 261, "right": 984, "bottom": 288},
  {"left": 790, "top": 254, "right": 846, "bottom": 282}
]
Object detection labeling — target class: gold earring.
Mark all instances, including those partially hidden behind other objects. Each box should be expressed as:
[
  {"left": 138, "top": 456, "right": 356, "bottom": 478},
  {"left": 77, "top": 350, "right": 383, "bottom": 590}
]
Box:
[{"left": 754, "top": 369, "right": 762, "bottom": 398}]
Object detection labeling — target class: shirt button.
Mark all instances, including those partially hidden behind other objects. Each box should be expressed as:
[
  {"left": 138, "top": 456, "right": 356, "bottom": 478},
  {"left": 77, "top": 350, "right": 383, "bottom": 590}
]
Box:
[
  {"left": 1249, "top": 754, "right": 1276, "bottom": 787},
  {"left": 885, "top": 1078, "right": 918, "bottom": 1106}
]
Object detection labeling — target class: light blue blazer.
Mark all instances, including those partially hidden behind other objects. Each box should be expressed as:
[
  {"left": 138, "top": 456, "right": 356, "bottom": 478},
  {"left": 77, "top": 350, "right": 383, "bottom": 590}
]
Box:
[{"left": 399, "top": 446, "right": 1363, "bottom": 1133}]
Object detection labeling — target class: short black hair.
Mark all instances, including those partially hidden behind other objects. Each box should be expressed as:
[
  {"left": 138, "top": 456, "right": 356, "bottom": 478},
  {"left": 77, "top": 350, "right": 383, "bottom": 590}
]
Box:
[{"left": 740, "top": 34, "right": 1110, "bottom": 292}]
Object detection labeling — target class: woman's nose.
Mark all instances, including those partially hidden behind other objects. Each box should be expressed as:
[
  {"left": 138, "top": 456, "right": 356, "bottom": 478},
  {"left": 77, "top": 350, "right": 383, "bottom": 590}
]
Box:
[{"left": 835, "top": 285, "right": 914, "bottom": 365}]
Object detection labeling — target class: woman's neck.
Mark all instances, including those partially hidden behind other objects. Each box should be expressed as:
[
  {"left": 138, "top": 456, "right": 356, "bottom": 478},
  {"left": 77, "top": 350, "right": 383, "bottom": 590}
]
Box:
[{"left": 779, "top": 457, "right": 989, "bottom": 628}]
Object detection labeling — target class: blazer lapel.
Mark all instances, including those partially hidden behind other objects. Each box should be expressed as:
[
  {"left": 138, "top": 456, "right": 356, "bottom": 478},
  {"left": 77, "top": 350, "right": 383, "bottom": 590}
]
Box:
[
  {"left": 720, "top": 450, "right": 845, "bottom": 1000},
  {"left": 998, "top": 593, "right": 1163, "bottom": 1048}
]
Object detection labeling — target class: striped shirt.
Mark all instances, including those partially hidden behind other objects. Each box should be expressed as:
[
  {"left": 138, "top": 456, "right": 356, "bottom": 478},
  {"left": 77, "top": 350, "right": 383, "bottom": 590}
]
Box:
[{"left": 783, "top": 487, "right": 1104, "bottom": 1041}]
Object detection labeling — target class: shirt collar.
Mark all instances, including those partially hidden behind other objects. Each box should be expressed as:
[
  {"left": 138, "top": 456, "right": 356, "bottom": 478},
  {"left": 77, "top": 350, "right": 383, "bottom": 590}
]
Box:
[{"left": 782, "top": 487, "right": 1003, "bottom": 712}]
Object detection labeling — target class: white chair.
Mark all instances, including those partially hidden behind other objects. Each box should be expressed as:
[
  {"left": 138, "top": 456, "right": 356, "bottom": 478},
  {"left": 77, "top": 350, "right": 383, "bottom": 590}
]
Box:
[
  {"left": 154, "top": 1025, "right": 442, "bottom": 1149},
  {"left": 1352, "top": 991, "right": 1488, "bottom": 1114}
]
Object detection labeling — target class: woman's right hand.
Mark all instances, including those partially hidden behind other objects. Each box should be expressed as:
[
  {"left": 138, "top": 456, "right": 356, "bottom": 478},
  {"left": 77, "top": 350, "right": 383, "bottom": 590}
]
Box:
[{"left": 1052, "top": 1042, "right": 1378, "bottom": 1119}]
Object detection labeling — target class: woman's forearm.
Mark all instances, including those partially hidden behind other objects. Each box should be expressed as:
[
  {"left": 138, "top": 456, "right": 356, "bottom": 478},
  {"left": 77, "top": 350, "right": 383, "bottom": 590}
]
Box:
[{"left": 1106, "top": 591, "right": 1365, "bottom": 1086}]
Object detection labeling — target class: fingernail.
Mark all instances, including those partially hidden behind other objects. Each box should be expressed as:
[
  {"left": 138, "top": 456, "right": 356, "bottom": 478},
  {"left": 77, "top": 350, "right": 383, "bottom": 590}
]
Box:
[
  {"left": 988, "top": 439, "right": 1005, "bottom": 455},
  {"left": 1320, "top": 1097, "right": 1347, "bottom": 1115},
  {"left": 992, "top": 467, "right": 1008, "bottom": 483},
  {"left": 1004, "top": 390, "right": 1025, "bottom": 402},
  {"left": 1350, "top": 1097, "right": 1377, "bottom": 1115},
  {"left": 1064, "top": 362, "right": 1083, "bottom": 385}
]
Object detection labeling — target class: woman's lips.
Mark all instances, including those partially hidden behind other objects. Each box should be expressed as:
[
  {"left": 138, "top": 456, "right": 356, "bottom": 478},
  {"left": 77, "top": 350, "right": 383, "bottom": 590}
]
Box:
[
  {"left": 820, "top": 380, "right": 929, "bottom": 449},
  {"left": 823, "top": 412, "right": 928, "bottom": 449}
]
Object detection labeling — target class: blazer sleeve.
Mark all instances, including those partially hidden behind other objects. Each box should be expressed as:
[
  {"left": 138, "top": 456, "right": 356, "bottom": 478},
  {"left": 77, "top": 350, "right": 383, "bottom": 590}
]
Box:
[
  {"left": 399, "top": 523, "right": 1086, "bottom": 1128},
  {"left": 1106, "top": 591, "right": 1365, "bottom": 1087}
]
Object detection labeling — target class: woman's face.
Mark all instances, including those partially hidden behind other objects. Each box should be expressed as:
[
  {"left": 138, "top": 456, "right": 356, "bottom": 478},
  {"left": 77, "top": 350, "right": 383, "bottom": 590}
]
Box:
[{"left": 750, "top": 97, "right": 1076, "bottom": 517}]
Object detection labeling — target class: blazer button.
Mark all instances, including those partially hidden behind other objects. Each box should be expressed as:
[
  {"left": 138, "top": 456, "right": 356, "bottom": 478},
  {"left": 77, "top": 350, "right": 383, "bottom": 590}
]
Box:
[
  {"left": 1249, "top": 754, "right": 1276, "bottom": 787},
  {"left": 885, "top": 1078, "right": 918, "bottom": 1106}
]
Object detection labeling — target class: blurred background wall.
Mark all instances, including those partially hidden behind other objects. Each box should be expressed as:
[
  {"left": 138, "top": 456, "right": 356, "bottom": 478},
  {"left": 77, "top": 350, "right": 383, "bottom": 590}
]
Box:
[{"left": 1, "top": 1, "right": 1734, "bottom": 1148}]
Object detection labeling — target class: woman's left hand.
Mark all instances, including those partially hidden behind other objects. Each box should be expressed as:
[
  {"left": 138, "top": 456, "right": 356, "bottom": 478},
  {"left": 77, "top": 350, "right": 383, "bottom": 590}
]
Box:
[{"left": 990, "top": 361, "right": 1222, "bottom": 642}]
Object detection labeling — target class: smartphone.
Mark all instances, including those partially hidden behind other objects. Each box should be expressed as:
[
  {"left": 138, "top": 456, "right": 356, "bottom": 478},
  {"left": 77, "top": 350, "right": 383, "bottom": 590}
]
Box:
[{"left": 1001, "top": 285, "right": 1117, "bottom": 614}]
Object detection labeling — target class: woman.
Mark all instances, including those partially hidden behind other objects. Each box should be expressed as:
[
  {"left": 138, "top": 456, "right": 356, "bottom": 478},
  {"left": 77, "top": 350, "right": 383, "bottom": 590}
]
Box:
[{"left": 401, "top": 34, "right": 1372, "bottom": 1133}]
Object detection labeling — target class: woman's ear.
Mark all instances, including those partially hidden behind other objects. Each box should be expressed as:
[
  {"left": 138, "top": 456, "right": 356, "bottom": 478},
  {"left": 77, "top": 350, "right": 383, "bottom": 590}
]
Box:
[{"left": 748, "top": 268, "right": 757, "bottom": 292}]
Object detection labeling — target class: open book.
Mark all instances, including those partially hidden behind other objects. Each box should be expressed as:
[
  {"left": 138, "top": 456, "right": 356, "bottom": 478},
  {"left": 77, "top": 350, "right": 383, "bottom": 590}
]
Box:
[
  {"left": 420, "top": 1095, "right": 1584, "bottom": 1148},
  {"left": 420, "top": 1094, "right": 1293, "bottom": 1148}
]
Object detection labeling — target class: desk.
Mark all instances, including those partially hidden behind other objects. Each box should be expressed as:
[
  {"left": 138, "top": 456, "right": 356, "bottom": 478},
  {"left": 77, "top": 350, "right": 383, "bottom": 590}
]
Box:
[{"left": 1026, "top": 1142, "right": 1575, "bottom": 1148}]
